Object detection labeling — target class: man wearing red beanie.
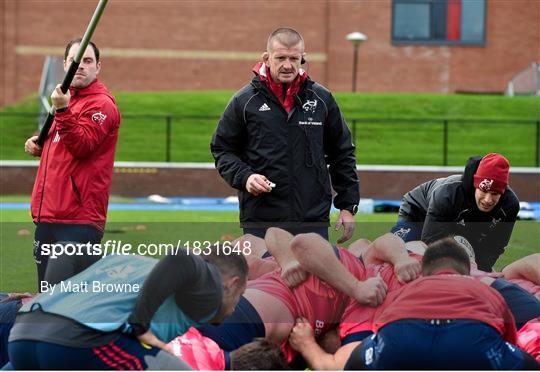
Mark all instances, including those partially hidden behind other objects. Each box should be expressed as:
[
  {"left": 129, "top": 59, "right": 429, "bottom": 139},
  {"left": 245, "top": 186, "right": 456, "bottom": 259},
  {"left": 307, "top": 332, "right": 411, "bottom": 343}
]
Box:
[{"left": 390, "top": 153, "right": 519, "bottom": 271}]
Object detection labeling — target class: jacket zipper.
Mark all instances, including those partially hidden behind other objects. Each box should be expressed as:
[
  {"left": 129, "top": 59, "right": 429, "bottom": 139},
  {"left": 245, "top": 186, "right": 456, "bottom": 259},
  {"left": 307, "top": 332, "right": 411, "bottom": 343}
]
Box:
[
  {"left": 37, "top": 125, "right": 55, "bottom": 222},
  {"left": 286, "top": 106, "right": 298, "bottom": 222},
  {"left": 259, "top": 83, "right": 305, "bottom": 222}
]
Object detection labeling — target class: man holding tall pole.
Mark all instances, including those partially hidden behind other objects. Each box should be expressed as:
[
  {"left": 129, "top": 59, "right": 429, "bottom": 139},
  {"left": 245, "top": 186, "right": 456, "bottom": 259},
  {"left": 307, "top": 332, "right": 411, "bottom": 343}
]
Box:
[{"left": 24, "top": 38, "right": 121, "bottom": 288}]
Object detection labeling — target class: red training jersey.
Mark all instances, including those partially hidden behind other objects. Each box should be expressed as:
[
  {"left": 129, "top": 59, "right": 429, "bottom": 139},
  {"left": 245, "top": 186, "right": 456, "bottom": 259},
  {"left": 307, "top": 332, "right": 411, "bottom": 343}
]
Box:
[
  {"left": 168, "top": 327, "right": 225, "bottom": 370},
  {"left": 373, "top": 271, "right": 517, "bottom": 343},
  {"left": 249, "top": 248, "right": 367, "bottom": 361},
  {"left": 517, "top": 317, "right": 540, "bottom": 362},
  {"left": 339, "top": 254, "right": 423, "bottom": 340}
]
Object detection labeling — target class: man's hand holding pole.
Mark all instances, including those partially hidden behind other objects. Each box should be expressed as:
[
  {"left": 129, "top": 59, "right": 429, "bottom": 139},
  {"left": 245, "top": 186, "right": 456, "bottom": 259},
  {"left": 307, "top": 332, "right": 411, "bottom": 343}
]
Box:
[{"left": 36, "top": 0, "right": 108, "bottom": 147}]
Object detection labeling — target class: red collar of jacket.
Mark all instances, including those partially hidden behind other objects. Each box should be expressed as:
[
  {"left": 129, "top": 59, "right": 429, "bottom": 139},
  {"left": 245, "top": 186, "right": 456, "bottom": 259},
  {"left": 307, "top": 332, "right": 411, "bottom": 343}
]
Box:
[
  {"left": 252, "top": 62, "right": 308, "bottom": 113},
  {"left": 69, "top": 79, "right": 113, "bottom": 100}
]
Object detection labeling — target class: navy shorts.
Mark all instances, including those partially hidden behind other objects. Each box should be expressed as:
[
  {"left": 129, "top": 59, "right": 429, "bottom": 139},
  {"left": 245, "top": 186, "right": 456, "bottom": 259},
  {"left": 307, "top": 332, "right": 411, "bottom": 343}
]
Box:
[
  {"left": 243, "top": 226, "right": 329, "bottom": 240},
  {"left": 0, "top": 294, "right": 21, "bottom": 368},
  {"left": 390, "top": 220, "right": 422, "bottom": 242},
  {"left": 198, "top": 296, "right": 265, "bottom": 351},
  {"left": 491, "top": 278, "right": 540, "bottom": 330},
  {"left": 345, "top": 319, "right": 533, "bottom": 370},
  {"left": 34, "top": 223, "right": 103, "bottom": 286},
  {"left": 8, "top": 335, "right": 190, "bottom": 370}
]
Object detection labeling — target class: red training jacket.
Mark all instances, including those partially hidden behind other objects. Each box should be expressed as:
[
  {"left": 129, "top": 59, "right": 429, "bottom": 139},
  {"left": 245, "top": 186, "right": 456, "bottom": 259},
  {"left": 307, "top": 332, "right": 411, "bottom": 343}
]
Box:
[{"left": 31, "top": 79, "right": 121, "bottom": 231}]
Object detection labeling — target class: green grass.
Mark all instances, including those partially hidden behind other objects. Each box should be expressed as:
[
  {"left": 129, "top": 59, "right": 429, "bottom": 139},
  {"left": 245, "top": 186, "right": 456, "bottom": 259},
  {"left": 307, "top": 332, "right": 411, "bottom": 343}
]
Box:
[
  {"left": 1, "top": 92, "right": 538, "bottom": 165},
  {"left": 1, "top": 206, "right": 538, "bottom": 293}
]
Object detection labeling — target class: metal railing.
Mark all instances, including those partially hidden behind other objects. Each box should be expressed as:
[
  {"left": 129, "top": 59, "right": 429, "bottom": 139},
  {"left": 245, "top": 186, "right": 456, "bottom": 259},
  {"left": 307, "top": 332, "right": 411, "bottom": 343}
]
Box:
[
  {"left": 2, "top": 112, "right": 538, "bottom": 166},
  {"left": 348, "top": 117, "right": 539, "bottom": 167}
]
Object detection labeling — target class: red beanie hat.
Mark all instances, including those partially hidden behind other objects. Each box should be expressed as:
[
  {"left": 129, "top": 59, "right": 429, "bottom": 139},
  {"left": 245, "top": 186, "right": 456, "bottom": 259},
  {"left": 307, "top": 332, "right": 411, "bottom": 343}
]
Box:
[{"left": 473, "top": 153, "right": 509, "bottom": 194}]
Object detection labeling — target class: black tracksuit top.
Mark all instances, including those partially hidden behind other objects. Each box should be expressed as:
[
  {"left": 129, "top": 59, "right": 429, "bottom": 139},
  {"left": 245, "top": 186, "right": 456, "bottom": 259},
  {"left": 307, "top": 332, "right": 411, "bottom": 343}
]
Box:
[
  {"left": 398, "top": 156, "right": 519, "bottom": 271},
  {"left": 211, "top": 76, "right": 360, "bottom": 226}
]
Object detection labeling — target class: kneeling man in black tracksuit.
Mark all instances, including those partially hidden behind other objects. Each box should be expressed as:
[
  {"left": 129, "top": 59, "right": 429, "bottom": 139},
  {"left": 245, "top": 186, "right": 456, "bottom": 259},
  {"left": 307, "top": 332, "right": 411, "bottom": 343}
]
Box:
[{"left": 391, "top": 153, "right": 519, "bottom": 271}]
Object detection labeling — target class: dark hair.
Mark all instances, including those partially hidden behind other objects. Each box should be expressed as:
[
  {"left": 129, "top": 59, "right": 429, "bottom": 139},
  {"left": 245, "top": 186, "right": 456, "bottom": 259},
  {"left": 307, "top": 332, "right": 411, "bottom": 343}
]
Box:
[
  {"left": 422, "top": 237, "right": 471, "bottom": 276},
  {"left": 230, "top": 338, "right": 289, "bottom": 370},
  {"left": 203, "top": 246, "right": 248, "bottom": 284},
  {"left": 64, "top": 38, "right": 100, "bottom": 63}
]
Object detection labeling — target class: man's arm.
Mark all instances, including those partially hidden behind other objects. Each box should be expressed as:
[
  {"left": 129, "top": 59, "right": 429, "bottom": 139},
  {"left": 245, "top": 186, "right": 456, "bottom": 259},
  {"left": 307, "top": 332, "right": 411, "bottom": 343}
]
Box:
[
  {"left": 289, "top": 318, "right": 360, "bottom": 370},
  {"left": 210, "top": 95, "right": 254, "bottom": 190},
  {"left": 323, "top": 93, "right": 360, "bottom": 213},
  {"left": 265, "top": 227, "right": 295, "bottom": 266},
  {"left": 322, "top": 92, "right": 360, "bottom": 243},
  {"left": 233, "top": 234, "right": 268, "bottom": 259},
  {"left": 361, "top": 233, "right": 421, "bottom": 283},
  {"left": 478, "top": 220, "right": 516, "bottom": 271},
  {"left": 420, "top": 189, "right": 455, "bottom": 244},
  {"left": 128, "top": 251, "right": 220, "bottom": 336},
  {"left": 361, "top": 233, "right": 407, "bottom": 264},
  {"left": 52, "top": 86, "right": 120, "bottom": 158},
  {"left": 502, "top": 253, "right": 540, "bottom": 284},
  {"left": 290, "top": 233, "right": 387, "bottom": 307},
  {"left": 232, "top": 234, "right": 279, "bottom": 280},
  {"left": 481, "top": 197, "right": 519, "bottom": 270},
  {"left": 265, "top": 227, "right": 307, "bottom": 287}
]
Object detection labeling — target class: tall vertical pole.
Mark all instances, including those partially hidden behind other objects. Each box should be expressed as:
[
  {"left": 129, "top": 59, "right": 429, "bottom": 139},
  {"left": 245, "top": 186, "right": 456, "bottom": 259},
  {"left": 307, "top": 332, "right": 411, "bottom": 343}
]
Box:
[
  {"left": 443, "top": 119, "right": 449, "bottom": 166},
  {"left": 352, "top": 44, "right": 359, "bottom": 92},
  {"left": 37, "top": 0, "right": 109, "bottom": 146},
  {"left": 346, "top": 32, "right": 367, "bottom": 93}
]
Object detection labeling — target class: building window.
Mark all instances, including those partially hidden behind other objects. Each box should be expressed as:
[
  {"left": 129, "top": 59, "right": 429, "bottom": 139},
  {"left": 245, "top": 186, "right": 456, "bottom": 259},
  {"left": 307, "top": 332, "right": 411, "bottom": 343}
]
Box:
[{"left": 392, "top": 0, "right": 486, "bottom": 45}]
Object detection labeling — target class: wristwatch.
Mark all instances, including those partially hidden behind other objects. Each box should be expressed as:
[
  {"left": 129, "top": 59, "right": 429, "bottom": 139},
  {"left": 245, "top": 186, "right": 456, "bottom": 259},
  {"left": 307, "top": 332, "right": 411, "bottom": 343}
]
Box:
[
  {"left": 55, "top": 106, "right": 68, "bottom": 113},
  {"left": 344, "top": 205, "right": 358, "bottom": 215}
]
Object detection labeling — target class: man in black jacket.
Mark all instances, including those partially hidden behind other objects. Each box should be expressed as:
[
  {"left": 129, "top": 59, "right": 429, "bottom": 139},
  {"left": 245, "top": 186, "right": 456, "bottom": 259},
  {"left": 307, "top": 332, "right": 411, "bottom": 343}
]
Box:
[
  {"left": 211, "top": 27, "right": 359, "bottom": 243},
  {"left": 390, "top": 153, "right": 519, "bottom": 271}
]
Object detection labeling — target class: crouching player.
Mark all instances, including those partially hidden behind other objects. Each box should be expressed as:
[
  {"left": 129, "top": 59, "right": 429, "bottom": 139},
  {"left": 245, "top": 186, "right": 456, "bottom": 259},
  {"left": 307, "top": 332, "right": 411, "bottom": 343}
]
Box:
[
  {"left": 344, "top": 238, "right": 539, "bottom": 370},
  {"left": 8, "top": 250, "right": 247, "bottom": 370}
]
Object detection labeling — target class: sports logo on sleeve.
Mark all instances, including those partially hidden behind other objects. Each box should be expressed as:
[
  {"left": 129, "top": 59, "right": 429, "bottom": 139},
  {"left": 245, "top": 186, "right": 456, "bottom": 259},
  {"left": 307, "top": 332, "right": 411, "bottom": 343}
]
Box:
[
  {"left": 393, "top": 227, "right": 411, "bottom": 239},
  {"left": 91, "top": 112, "right": 107, "bottom": 125}
]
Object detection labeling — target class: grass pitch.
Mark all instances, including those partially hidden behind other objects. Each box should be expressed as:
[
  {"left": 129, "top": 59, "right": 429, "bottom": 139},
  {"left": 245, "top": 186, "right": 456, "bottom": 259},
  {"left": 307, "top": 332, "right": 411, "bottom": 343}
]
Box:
[{"left": 1, "top": 208, "right": 538, "bottom": 293}]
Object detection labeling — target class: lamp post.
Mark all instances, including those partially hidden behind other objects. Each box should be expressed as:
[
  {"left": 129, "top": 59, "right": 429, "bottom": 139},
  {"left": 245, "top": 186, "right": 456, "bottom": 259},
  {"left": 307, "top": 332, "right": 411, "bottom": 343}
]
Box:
[{"left": 346, "top": 32, "right": 367, "bottom": 92}]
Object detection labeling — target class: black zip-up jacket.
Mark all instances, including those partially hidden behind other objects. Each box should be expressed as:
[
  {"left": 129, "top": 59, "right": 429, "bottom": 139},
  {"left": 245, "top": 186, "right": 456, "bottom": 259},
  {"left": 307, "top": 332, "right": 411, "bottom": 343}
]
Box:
[
  {"left": 211, "top": 76, "right": 359, "bottom": 227},
  {"left": 398, "top": 156, "right": 519, "bottom": 271}
]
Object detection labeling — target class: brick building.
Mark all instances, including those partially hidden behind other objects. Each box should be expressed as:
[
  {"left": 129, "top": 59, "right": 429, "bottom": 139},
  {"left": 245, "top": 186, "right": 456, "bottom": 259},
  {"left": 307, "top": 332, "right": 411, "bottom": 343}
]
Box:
[{"left": 1, "top": 0, "right": 539, "bottom": 106}]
